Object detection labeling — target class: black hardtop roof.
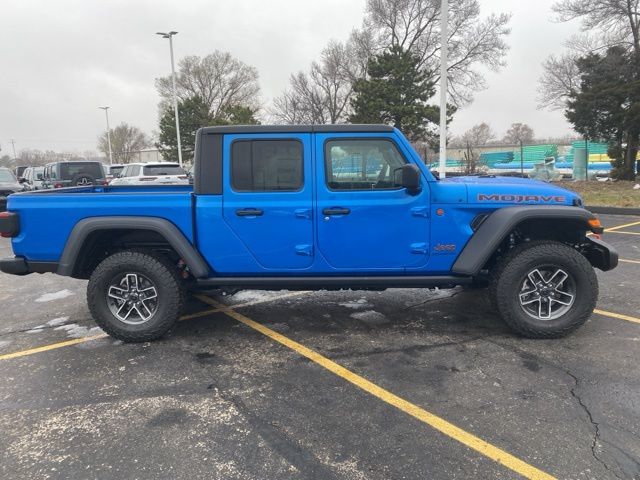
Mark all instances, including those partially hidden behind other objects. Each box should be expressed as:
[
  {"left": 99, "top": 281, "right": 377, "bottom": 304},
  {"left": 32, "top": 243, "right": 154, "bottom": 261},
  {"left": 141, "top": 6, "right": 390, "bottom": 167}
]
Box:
[{"left": 199, "top": 124, "right": 395, "bottom": 135}]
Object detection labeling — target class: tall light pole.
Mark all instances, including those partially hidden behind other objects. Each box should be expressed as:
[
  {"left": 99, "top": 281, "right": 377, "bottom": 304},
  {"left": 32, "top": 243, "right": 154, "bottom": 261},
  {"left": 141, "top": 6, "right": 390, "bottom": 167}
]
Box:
[
  {"left": 10, "top": 139, "right": 17, "bottom": 160},
  {"left": 438, "top": 0, "right": 449, "bottom": 179},
  {"left": 156, "top": 31, "right": 183, "bottom": 167},
  {"left": 99, "top": 106, "right": 114, "bottom": 165}
]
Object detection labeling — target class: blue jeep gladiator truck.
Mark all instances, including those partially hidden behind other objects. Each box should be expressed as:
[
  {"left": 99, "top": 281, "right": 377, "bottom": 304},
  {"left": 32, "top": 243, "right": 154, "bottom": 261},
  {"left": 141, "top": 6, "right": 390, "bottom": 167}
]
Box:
[{"left": 0, "top": 125, "right": 618, "bottom": 342}]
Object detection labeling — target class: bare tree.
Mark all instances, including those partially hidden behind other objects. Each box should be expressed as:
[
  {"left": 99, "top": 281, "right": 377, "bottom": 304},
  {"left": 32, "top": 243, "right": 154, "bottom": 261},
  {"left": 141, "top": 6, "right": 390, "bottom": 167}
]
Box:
[
  {"left": 553, "top": 0, "right": 640, "bottom": 54},
  {"left": 536, "top": 54, "right": 581, "bottom": 109},
  {"left": 458, "top": 122, "right": 495, "bottom": 146},
  {"left": 538, "top": 0, "right": 640, "bottom": 110},
  {"left": 270, "top": 33, "right": 372, "bottom": 124},
  {"left": 156, "top": 51, "right": 261, "bottom": 118},
  {"left": 364, "top": 0, "right": 511, "bottom": 105},
  {"left": 452, "top": 122, "right": 495, "bottom": 173},
  {"left": 98, "top": 123, "right": 149, "bottom": 164},
  {"left": 503, "top": 123, "right": 535, "bottom": 145}
]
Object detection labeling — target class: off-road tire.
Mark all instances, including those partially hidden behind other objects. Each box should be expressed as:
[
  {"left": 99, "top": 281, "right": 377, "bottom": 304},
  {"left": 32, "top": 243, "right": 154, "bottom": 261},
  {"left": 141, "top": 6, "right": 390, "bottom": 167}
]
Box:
[
  {"left": 489, "top": 240, "right": 598, "bottom": 338},
  {"left": 87, "top": 250, "right": 184, "bottom": 342}
]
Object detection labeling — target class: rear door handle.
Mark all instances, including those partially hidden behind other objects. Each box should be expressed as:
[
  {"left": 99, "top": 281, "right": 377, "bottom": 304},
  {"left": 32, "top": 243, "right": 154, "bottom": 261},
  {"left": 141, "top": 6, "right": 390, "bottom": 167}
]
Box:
[
  {"left": 322, "top": 207, "right": 350, "bottom": 216},
  {"left": 236, "top": 208, "right": 264, "bottom": 217}
]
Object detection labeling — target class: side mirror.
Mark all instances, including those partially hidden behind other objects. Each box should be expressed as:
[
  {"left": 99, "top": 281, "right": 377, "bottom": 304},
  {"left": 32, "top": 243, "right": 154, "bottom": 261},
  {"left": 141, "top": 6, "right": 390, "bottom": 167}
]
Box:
[
  {"left": 401, "top": 164, "right": 421, "bottom": 195},
  {"left": 18, "top": 177, "right": 27, "bottom": 183}
]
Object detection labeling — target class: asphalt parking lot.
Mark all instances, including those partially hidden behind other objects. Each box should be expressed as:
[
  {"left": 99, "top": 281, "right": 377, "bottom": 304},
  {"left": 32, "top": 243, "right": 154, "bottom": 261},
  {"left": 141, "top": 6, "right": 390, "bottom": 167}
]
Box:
[{"left": 0, "top": 213, "right": 639, "bottom": 480}]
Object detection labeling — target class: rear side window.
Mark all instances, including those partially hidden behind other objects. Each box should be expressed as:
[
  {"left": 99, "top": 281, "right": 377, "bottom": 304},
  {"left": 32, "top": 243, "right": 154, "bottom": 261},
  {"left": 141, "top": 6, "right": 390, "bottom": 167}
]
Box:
[
  {"left": 0, "top": 170, "right": 15, "bottom": 182},
  {"left": 60, "top": 162, "right": 104, "bottom": 180},
  {"left": 143, "top": 165, "right": 184, "bottom": 176},
  {"left": 130, "top": 165, "right": 141, "bottom": 176},
  {"left": 325, "top": 139, "right": 407, "bottom": 190},
  {"left": 231, "top": 140, "right": 303, "bottom": 192}
]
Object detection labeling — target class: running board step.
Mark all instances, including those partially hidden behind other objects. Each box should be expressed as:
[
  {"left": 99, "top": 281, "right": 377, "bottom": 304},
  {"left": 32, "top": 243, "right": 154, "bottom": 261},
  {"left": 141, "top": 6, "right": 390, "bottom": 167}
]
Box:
[{"left": 195, "top": 275, "right": 472, "bottom": 290}]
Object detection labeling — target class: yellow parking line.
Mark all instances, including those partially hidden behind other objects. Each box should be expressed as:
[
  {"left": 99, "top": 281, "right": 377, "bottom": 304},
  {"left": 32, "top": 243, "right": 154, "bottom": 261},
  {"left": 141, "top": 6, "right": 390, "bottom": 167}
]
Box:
[
  {"left": 620, "top": 259, "right": 640, "bottom": 265},
  {"left": 199, "top": 295, "right": 554, "bottom": 480},
  {"left": 594, "top": 309, "right": 640, "bottom": 325},
  {"left": 0, "top": 291, "right": 308, "bottom": 361},
  {"left": 0, "top": 334, "right": 108, "bottom": 361},
  {"left": 605, "top": 220, "right": 640, "bottom": 232},
  {"left": 605, "top": 230, "right": 640, "bottom": 236}
]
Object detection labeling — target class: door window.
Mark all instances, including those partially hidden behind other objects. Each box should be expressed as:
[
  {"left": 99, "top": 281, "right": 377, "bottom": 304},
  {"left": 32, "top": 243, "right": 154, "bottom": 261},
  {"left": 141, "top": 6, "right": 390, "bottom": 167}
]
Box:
[
  {"left": 324, "top": 139, "right": 407, "bottom": 191},
  {"left": 231, "top": 140, "right": 303, "bottom": 192}
]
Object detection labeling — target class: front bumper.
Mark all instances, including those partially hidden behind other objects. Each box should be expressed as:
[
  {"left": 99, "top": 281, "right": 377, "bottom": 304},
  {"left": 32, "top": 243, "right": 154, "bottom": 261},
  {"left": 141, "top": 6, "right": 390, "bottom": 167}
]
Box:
[
  {"left": 584, "top": 237, "right": 618, "bottom": 271},
  {"left": 0, "top": 257, "right": 58, "bottom": 276}
]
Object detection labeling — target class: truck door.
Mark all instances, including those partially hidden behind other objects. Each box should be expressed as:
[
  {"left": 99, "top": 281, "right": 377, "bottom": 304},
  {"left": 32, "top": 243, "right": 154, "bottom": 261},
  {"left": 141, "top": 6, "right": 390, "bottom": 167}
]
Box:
[
  {"left": 222, "top": 133, "right": 314, "bottom": 270},
  {"left": 315, "top": 134, "right": 430, "bottom": 271}
]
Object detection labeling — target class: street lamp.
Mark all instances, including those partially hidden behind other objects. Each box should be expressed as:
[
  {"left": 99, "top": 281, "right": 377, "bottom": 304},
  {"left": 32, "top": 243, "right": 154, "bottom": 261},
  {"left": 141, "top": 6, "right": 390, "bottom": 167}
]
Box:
[
  {"left": 156, "top": 30, "right": 183, "bottom": 167},
  {"left": 98, "top": 106, "right": 113, "bottom": 165},
  {"left": 438, "top": 0, "right": 448, "bottom": 179}
]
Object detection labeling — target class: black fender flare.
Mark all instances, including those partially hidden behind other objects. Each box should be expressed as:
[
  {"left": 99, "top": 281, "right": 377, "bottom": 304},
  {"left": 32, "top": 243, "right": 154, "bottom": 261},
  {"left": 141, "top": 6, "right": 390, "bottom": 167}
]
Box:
[
  {"left": 57, "top": 216, "right": 210, "bottom": 278},
  {"left": 451, "top": 206, "right": 600, "bottom": 276}
]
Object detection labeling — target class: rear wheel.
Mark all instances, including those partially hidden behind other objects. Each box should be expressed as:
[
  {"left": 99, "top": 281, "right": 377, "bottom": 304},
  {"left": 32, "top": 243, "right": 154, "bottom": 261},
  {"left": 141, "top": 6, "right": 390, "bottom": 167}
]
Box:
[
  {"left": 489, "top": 241, "right": 598, "bottom": 338},
  {"left": 87, "top": 251, "right": 184, "bottom": 342}
]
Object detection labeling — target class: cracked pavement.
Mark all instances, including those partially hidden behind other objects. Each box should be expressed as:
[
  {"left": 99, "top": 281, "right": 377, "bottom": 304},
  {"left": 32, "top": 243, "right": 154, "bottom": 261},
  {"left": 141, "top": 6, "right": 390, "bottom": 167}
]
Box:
[{"left": 0, "top": 214, "right": 639, "bottom": 479}]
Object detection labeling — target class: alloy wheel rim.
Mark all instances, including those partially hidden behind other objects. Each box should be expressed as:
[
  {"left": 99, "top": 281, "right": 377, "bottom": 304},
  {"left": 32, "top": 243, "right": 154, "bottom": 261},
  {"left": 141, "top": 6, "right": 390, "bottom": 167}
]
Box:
[
  {"left": 106, "top": 273, "right": 159, "bottom": 325},
  {"left": 518, "top": 267, "right": 576, "bottom": 321}
]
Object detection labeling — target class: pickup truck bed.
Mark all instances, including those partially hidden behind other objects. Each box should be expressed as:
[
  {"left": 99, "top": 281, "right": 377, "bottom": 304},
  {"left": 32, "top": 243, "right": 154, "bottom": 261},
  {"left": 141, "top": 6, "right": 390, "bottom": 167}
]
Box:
[{"left": 9, "top": 185, "right": 194, "bottom": 263}]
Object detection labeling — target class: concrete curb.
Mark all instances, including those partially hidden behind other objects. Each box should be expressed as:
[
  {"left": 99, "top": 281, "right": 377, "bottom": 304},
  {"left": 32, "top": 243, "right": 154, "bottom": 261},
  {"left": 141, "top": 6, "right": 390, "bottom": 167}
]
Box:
[{"left": 587, "top": 205, "right": 640, "bottom": 216}]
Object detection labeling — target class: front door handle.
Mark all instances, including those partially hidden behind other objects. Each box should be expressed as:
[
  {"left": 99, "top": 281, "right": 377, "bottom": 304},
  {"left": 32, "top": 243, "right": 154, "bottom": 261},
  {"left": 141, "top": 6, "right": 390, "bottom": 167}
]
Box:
[
  {"left": 322, "top": 207, "right": 350, "bottom": 216},
  {"left": 236, "top": 208, "right": 264, "bottom": 217}
]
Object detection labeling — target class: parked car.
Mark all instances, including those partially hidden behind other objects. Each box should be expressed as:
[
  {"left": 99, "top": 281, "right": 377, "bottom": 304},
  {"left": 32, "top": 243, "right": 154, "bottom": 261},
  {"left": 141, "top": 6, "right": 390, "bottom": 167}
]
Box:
[
  {"left": 109, "top": 162, "right": 188, "bottom": 186},
  {"left": 0, "top": 124, "right": 618, "bottom": 343},
  {"left": 21, "top": 166, "right": 45, "bottom": 190},
  {"left": 104, "top": 164, "right": 126, "bottom": 184},
  {"left": 0, "top": 167, "right": 26, "bottom": 211},
  {"left": 41, "top": 161, "right": 107, "bottom": 188},
  {"left": 13, "top": 166, "right": 28, "bottom": 180}
]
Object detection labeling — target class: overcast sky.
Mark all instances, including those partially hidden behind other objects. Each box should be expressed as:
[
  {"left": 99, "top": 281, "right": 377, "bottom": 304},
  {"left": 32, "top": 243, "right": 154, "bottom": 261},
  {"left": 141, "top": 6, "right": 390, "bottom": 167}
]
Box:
[{"left": 0, "top": 0, "right": 582, "bottom": 155}]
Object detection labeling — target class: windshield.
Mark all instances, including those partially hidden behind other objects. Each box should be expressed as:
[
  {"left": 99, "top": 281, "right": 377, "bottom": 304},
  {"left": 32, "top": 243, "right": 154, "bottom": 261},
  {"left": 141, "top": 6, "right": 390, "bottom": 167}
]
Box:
[
  {"left": 0, "top": 170, "right": 17, "bottom": 182},
  {"left": 109, "top": 166, "right": 124, "bottom": 175},
  {"left": 59, "top": 162, "right": 104, "bottom": 180},
  {"left": 143, "top": 165, "right": 184, "bottom": 176}
]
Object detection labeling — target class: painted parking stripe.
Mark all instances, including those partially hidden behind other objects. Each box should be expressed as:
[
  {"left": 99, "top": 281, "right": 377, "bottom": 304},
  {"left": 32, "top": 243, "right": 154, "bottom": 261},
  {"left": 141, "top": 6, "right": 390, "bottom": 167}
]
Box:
[
  {"left": 197, "top": 295, "right": 555, "bottom": 480},
  {"left": 604, "top": 230, "right": 640, "bottom": 236},
  {"left": 604, "top": 220, "right": 640, "bottom": 232},
  {"left": 594, "top": 309, "right": 640, "bottom": 325},
  {"left": 0, "top": 334, "right": 108, "bottom": 361},
  {"left": 619, "top": 259, "right": 640, "bottom": 265},
  {"left": 0, "top": 291, "right": 308, "bottom": 361}
]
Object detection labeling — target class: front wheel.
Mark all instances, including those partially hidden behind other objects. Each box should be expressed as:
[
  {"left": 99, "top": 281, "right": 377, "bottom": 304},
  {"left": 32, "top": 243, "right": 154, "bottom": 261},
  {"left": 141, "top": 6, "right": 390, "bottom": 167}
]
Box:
[
  {"left": 87, "top": 251, "right": 184, "bottom": 342},
  {"left": 489, "top": 241, "right": 598, "bottom": 338}
]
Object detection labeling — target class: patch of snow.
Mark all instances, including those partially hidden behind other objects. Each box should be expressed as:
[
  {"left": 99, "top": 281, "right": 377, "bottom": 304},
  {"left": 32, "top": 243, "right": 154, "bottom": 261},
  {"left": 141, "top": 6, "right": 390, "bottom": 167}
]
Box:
[
  {"left": 46, "top": 317, "right": 69, "bottom": 327},
  {"left": 350, "top": 310, "right": 388, "bottom": 325},
  {"left": 231, "top": 290, "right": 273, "bottom": 302},
  {"left": 26, "top": 328, "right": 45, "bottom": 334},
  {"left": 35, "top": 290, "right": 74, "bottom": 303},
  {"left": 633, "top": 184, "right": 639, "bottom": 190},
  {"left": 339, "top": 298, "right": 370, "bottom": 309},
  {"left": 53, "top": 323, "right": 104, "bottom": 338}
]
